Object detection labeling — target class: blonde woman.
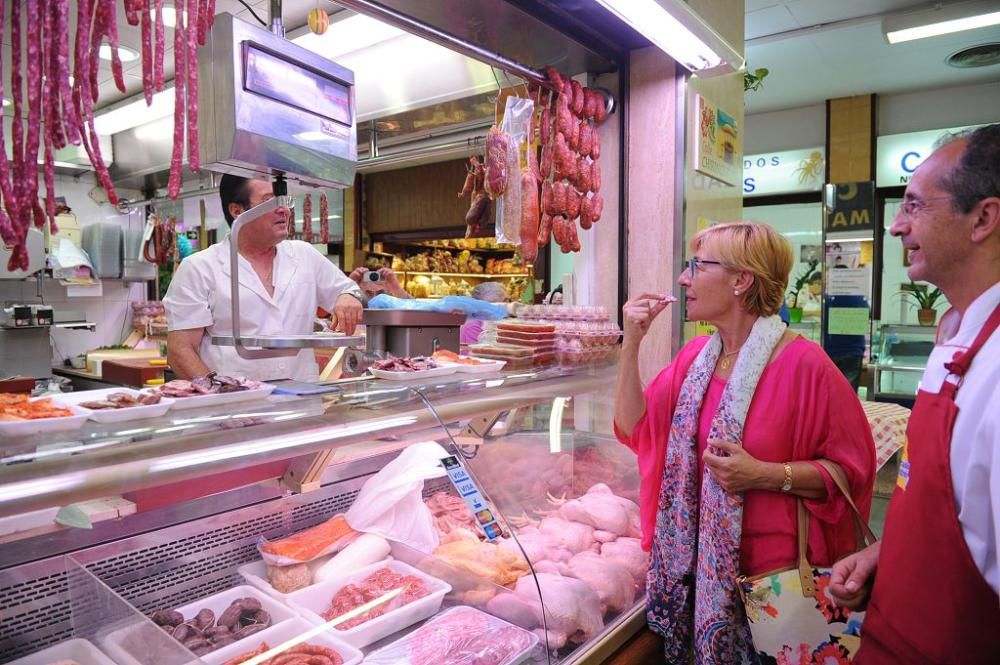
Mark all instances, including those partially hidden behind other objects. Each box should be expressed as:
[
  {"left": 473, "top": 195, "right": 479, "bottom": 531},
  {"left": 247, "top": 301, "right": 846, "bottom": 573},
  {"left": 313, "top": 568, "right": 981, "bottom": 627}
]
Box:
[{"left": 614, "top": 222, "right": 875, "bottom": 664}]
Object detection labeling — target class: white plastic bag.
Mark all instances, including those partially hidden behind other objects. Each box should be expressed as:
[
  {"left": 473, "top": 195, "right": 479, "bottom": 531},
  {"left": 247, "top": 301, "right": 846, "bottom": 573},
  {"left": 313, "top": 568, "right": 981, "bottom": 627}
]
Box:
[
  {"left": 344, "top": 441, "right": 449, "bottom": 553},
  {"left": 495, "top": 96, "right": 534, "bottom": 246}
]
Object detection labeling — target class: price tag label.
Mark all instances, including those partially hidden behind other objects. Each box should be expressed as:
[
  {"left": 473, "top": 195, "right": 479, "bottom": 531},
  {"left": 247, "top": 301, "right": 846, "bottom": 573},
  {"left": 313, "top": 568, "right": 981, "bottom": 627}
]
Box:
[{"left": 441, "top": 456, "right": 502, "bottom": 541}]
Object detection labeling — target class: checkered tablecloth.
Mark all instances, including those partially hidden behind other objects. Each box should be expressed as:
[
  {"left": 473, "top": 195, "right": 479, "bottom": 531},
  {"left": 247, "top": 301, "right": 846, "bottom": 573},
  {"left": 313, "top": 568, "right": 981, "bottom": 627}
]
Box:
[{"left": 862, "top": 401, "right": 911, "bottom": 470}]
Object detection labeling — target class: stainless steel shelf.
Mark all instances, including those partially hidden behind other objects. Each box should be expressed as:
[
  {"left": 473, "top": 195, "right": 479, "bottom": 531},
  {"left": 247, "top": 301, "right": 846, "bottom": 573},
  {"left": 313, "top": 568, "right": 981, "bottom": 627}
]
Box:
[{"left": 210, "top": 334, "right": 363, "bottom": 349}]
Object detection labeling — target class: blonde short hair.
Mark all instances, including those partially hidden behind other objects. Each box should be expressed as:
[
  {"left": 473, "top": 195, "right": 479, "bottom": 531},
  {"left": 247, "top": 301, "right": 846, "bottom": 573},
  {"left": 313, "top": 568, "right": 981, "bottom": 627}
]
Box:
[{"left": 689, "top": 221, "right": 792, "bottom": 317}]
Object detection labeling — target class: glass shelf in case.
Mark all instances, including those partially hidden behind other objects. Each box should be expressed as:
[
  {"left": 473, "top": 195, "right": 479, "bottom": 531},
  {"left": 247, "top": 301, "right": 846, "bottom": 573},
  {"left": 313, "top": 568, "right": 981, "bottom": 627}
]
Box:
[{"left": 870, "top": 323, "right": 937, "bottom": 401}]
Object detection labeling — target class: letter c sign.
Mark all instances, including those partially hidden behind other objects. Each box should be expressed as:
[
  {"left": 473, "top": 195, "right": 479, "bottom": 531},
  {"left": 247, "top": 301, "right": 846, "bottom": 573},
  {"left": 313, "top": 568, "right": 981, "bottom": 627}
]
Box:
[{"left": 901, "top": 151, "right": 922, "bottom": 174}]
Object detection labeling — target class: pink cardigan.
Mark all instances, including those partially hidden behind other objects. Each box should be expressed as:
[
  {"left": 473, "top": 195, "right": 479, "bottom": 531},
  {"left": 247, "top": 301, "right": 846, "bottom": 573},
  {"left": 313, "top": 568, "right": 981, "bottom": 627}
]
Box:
[{"left": 615, "top": 336, "right": 876, "bottom": 576}]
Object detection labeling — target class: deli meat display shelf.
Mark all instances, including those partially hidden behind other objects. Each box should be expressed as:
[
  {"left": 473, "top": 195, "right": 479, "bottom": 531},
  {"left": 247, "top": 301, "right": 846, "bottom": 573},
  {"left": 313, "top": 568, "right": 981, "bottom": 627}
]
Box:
[{"left": 0, "top": 364, "right": 646, "bottom": 665}]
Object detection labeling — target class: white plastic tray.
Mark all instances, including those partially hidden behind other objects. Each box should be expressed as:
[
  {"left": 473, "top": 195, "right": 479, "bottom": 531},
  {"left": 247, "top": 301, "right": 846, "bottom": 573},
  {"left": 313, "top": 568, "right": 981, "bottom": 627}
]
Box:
[
  {"left": 5, "top": 638, "right": 118, "bottom": 665},
  {"left": 0, "top": 402, "right": 91, "bottom": 437},
  {"left": 438, "top": 358, "right": 507, "bottom": 374},
  {"left": 286, "top": 559, "right": 451, "bottom": 648},
  {"left": 148, "top": 383, "right": 276, "bottom": 411},
  {"left": 369, "top": 365, "right": 458, "bottom": 381},
  {"left": 200, "top": 617, "right": 363, "bottom": 665},
  {"left": 48, "top": 388, "right": 175, "bottom": 423}
]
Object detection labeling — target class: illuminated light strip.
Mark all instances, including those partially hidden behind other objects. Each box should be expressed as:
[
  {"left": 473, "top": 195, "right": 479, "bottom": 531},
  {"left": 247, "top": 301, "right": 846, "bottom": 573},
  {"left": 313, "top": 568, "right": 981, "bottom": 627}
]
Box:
[
  {"left": 549, "top": 396, "right": 570, "bottom": 454},
  {"left": 885, "top": 9, "right": 1000, "bottom": 44},
  {"left": 237, "top": 588, "right": 403, "bottom": 665}
]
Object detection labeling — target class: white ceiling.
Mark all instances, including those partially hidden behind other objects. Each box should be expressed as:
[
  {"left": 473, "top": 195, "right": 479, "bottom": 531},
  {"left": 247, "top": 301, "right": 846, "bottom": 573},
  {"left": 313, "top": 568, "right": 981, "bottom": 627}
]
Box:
[{"left": 744, "top": 0, "right": 1000, "bottom": 114}]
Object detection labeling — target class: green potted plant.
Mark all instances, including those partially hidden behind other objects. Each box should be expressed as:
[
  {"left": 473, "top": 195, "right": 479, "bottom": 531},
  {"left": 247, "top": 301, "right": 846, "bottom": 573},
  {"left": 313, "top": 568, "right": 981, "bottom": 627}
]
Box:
[
  {"left": 786, "top": 259, "right": 819, "bottom": 324},
  {"left": 900, "top": 281, "right": 944, "bottom": 326}
]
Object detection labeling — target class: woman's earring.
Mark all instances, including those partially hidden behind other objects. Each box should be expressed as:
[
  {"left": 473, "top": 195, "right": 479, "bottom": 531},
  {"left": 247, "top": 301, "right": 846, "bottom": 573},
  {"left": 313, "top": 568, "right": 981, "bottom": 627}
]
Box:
[{"left": 734, "top": 290, "right": 740, "bottom": 296}]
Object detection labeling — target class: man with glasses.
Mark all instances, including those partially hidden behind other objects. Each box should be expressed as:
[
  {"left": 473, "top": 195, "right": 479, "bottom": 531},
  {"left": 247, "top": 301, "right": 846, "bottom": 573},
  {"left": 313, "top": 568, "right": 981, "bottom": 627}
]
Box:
[
  {"left": 164, "top": 175, "right": 363, "bottom": 382},
  {"left": 830, "top": 124, "right": 1000, "bottom": 662}
]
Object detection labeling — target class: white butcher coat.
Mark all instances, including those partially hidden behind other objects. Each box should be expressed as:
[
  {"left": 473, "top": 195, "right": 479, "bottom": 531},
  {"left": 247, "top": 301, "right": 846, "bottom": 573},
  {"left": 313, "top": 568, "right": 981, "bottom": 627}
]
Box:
[{"left": 164, "top": 238, "right": 361, "bottom": 382}]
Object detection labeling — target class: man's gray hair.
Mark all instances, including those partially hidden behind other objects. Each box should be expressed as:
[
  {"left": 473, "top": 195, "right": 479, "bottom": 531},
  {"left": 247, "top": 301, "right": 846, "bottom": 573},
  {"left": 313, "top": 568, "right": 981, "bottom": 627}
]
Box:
[
  {"left": 471, "top": 281, "right": 507, "bottom": 303},
  {"left": 935, "top": 124, "right": 1000, "bottom": 214}
]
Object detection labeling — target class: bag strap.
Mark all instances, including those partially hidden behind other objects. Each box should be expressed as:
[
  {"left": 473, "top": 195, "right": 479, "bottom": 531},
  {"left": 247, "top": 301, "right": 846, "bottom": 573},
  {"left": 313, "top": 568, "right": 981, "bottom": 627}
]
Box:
[{"left": 795, "top": 460, "right": 878, "bottom": 597}]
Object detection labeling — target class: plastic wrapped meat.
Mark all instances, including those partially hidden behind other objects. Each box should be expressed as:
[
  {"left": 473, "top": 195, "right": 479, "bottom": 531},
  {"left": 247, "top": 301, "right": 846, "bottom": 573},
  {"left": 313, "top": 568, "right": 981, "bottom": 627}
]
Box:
[
  {"left": 258, "top": 514, "right": 358, "bottom": 566},
  {"left": 425, "top": 491, "right": 478, "bottom": 538},
  {"left": 364, "top": 606, "right": 537, "bottom": 665},
  {"left": 266, "top": 563, "right": 311, "bottom": 594}
]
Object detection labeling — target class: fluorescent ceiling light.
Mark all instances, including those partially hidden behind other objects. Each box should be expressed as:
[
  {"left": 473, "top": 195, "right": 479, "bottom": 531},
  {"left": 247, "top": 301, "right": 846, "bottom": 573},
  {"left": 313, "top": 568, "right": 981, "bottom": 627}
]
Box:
[
  {"left": 99, "top": 43, "right": 140, "bottom": 62},
  {"left": 884, "top": 1, "right": 1000, "bottom": 44},
  {"left": 153, "top": 5, "right": 179, "bottom": 28},
  {"left": 2, "top": 98, "right": 8, "bottom": 107},
  {"left": 94, "top": 87, "right": 175, "bottom": 135},
  {"left": 291, "top": 13, "right": 405, "bottom": 59},
  {"left": 593, "top": 0, "right": 743, "bottom": 75}
]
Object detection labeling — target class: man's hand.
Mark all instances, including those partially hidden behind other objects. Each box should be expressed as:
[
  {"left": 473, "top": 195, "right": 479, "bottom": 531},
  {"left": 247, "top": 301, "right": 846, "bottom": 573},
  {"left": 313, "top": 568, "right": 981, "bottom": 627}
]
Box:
[
  {"left": 622, "top": 293, "right": 674, "bottom": 347},
  {"left": 378, "top": 268, "right": 409, "bottom": 298},
  {"left": 332, "top": 293, "right": 363, "bottom": 335},
  {"left": 703, "top": 440, "right": 773, "bottom": 494},
  {"left": 829, "top": 542, "right": 881, "bottom": 611}
]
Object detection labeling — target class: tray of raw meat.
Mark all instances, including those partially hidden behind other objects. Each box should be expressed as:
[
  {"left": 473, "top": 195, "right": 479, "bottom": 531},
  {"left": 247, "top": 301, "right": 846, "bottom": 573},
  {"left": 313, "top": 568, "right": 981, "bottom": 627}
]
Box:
[
  {"left": 49, "top": 388, "right": 174, "bottom": 423},
  {"left": 362, "top": 605, "right": 539, "bottom": 665},
  {"left": 146, "top": 373, "right": 275, "bottom": 410},
  {"left": 0, "top": 394, "right": 92, "bottom": 436},
  {"left": 286, "top": 559, "right": 451, "bottom": 648},
  {"left": 368, "top": 356, "right": 458, "bottom": 381}
]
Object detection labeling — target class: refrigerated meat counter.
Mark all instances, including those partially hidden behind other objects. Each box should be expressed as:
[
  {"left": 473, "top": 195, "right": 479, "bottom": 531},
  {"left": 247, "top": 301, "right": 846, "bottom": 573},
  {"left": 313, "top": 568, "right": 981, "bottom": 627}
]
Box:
[{"left": 0, "top": 365, "right": 647, "bottom": 665}]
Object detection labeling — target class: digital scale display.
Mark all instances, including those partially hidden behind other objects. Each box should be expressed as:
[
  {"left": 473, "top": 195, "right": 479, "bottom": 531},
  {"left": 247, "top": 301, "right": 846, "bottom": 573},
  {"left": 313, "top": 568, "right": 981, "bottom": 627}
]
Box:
[{"left": 243, "top": 42, "right": 352, "bottom": 127}]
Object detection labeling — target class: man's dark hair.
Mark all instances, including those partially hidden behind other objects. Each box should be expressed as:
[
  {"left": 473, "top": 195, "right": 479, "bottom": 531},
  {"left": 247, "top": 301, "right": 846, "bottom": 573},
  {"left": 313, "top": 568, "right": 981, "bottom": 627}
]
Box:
[
  {"left": 219, "top": 174, "right": 252, "bottom": 226},
  {"left": 939, "top": 123, "right": 1000, "bottom": 214}
]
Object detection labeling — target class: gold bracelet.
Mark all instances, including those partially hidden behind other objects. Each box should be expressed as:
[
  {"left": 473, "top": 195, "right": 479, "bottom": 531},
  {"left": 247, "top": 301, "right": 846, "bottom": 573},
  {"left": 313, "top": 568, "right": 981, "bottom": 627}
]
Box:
[{"left": 781, "top": 463, "right": 793, "bottom": 492}]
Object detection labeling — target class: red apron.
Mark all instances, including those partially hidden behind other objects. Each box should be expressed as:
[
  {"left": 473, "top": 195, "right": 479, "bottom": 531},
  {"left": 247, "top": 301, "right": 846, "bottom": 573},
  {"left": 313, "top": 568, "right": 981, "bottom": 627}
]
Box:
[{"left": 857, "top": 302, "right": 1000, "bottom": 664}]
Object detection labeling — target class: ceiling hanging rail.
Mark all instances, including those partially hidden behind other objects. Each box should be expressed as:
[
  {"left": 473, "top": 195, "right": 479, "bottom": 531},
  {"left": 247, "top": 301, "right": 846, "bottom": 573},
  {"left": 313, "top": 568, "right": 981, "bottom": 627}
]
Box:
[{"left": 331, "top": 0, "right": 558, "bottom": 92}]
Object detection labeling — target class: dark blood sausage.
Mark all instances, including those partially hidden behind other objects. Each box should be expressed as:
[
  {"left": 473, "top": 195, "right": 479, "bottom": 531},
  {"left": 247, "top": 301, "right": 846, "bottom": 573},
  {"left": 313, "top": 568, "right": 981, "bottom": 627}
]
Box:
[
  {"left": 154, "top": 0, "right": 166, "bottom": 91},
  {"left": 186, "top": 0, "right": 200, "bottom": 171},
  {"left": 166, "top": 0, "right": 187, "bottom": 199}
]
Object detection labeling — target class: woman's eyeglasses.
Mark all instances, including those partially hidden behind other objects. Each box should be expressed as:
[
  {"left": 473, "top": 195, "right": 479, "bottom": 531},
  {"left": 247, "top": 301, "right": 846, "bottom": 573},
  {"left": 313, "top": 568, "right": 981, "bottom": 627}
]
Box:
[{"left": 684, "top": 257, "right": 723, "bottom": 280}]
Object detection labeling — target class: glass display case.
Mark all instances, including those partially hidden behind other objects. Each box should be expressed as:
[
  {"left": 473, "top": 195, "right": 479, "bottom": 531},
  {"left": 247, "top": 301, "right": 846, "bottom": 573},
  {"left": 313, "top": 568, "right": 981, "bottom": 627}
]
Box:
[
  {"left": 0, "top": 365, "right": 643, "bottom": 665},
  {"left": 869, "top": 323, "right": 937, "bottom": 403}
]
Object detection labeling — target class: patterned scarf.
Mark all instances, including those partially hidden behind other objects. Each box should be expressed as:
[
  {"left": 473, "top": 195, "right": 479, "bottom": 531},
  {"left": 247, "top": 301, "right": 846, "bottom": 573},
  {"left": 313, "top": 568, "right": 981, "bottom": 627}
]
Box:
[{"left": 647, "top": 315, "right": 786, "bottom": 665}]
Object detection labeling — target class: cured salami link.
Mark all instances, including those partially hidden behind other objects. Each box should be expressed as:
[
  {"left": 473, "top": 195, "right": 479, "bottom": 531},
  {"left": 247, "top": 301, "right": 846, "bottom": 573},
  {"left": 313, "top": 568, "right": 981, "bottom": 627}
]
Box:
[
  {"left": 10, "top": 0, "right": 25, "bottom": 241},
  {"left": 187, "top": 0, "right": 201, "bottom": 171},
  {"left": 25, "top": 0, "right": 44, "bottom": 229},
  {"left": 106, "top": 0, "right": 127, "bottom": 93},
  {"left": 53, "top": 0, "right": 78, "bottom": 147},
  {"left": 319, "top": 193, "right": 330, "bottom": 244},
  {"left": 154, "top": 0, "right": 166, "bottom": 91},
  {"left": 141, "top": 1, "right": 153, "bottom": 104},
  {"left": 124, "top": 0, "right": 140, "bottom": 25},
  {"left": 166, "top": 0, "right": 187, "bottom": 199},
  {"left": 302, "top": 194, "right": 313, "bottom": 242}
]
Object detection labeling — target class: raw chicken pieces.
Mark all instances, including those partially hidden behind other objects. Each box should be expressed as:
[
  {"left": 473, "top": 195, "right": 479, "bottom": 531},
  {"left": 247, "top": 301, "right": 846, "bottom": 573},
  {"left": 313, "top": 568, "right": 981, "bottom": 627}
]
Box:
[
  {"left": 558, "top": 483, "right": 641, "bottom": 537},
  {"left": 600, "top": 537, "right": 649, "bottom": 592},
  {"left": 564, "top": 551, "right": 635, "bottom": 615}
]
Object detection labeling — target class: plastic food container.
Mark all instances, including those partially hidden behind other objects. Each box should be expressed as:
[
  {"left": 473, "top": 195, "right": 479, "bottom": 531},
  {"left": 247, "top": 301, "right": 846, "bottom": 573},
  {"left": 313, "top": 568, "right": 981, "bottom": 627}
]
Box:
[
  {"left": 102, "top": 585, "right": 297, "bottom": 662},
  {"left": 286, "top": 559, "right": 451, "bottom": 648},
  {"left": 362, "top": 606, "right": 540, "bottom": 665},
  {"left": 496, "top": 321, "right": 556, "bottom": 334},
  {"left": 6, "top": 638, "right": 118, "bottom": 665},
  {"left": 468, "top": 343, "right": 534, "bottom": 358},
  {"left": 200, "top": 617, "right": 363, "bottom": 665},
  {"left": 496, "top": 333, "right": 558, "bottom": 348}
]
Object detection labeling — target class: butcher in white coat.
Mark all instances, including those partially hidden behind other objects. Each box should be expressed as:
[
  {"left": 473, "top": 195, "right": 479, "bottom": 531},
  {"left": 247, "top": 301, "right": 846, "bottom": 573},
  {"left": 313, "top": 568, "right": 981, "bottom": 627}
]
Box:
[{"left": 164, "top": 175, "right": 363, "bottom": 382}]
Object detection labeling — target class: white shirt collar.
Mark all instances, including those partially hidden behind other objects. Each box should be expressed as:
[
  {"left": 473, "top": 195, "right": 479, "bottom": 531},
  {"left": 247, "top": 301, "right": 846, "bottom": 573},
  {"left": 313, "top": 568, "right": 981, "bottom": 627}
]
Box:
[{"left": 938, "top": 280, "right": 1000, "bottom": 346}]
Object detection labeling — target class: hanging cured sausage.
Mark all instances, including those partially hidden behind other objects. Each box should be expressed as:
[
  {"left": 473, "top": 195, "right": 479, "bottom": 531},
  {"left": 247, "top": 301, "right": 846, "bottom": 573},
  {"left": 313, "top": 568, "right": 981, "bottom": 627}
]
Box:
[{"left": 1, "top": 0, "right": 216, "bottom": 271}]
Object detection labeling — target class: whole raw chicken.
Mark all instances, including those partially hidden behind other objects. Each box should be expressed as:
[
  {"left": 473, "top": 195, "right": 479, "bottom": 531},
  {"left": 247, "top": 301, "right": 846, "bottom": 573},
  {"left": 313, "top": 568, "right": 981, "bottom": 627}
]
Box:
[
  {"left": 486, "top": 572, "right": 603, "bottom": 649},
  {"left": 558, "top": 483, "right": 641, "bottom": 537},
  {"left": 600, "top": 537, "right": 649, "bottom": 592},
  {"left": 538, "top": 516, "right": 595, "bottom": 554},
  {"left": 499, "top": 527, "right": 573, "bottom": 565},
  {"left": 431, "top": 529, "right": 530, "bottom": 588},
  {"left": 563, "top": 551, "right": 635, "bottom": 614}
]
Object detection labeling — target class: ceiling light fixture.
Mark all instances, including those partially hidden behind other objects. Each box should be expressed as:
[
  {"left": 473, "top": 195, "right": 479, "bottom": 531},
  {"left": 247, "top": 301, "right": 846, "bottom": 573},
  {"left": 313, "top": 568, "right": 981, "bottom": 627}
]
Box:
[
  {"left": 93, "top": 87, "right": 175, "bottom": 135},
  {"left": 153, "top": 5, "right": 179, "bottom": 28},
  {"left": 592, "top": 0, "right": 743, "bottom": 75},
  {"left": 883, "top": 0, "right": 1000, "bottom": 44},
  {"left": 98, "top": 43, "right": 141, "bottom": 63}
]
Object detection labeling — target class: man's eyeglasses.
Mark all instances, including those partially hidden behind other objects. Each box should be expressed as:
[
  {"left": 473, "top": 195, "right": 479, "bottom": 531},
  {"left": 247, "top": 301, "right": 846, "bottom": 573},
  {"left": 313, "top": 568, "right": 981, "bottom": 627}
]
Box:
[
  {"left": 684, "top": 257, "right": 724, "bottom": 280},
  {"left": 898, "top": 196, "right": 950, "bottom": 217},
  {"left": 247, "top": 195, "right": 295, "bottom": 210}
]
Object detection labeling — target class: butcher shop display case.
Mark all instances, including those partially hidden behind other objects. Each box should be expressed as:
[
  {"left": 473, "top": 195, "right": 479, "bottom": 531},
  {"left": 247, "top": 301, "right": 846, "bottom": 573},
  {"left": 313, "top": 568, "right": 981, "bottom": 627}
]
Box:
[
  {"left": 868, "top": 323, "right": 937, "bottom": 404},
  {"left": 0, "top": 364, "right": 645, "bottom": 665}
]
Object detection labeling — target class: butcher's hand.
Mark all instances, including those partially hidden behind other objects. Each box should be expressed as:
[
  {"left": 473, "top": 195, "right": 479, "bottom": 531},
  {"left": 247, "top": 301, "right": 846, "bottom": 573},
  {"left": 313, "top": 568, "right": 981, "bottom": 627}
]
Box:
[
  {"left": 332, "top": 293, "right": 363, "bottom": 335},
  {"left": 703, "top": 440, "right": 772, "bottom": 494},
  {"left": 622, "top": 293, "right": 674, "bottom": 347},
  {"left": 829, "top": 542, "right": 881, "bottom": 611}
]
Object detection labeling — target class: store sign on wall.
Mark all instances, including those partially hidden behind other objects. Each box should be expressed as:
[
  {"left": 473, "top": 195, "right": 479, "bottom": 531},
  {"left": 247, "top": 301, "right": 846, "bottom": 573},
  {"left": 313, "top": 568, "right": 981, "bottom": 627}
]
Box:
[
  {"left": 694, "top": 94, "right": 741, "bottom": 186},
  {"left": 743, "top": 148, "right": 825, "bottom": 197},
  {"left": 876, "top": 124, "right": 984, "bottom": 188}
]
